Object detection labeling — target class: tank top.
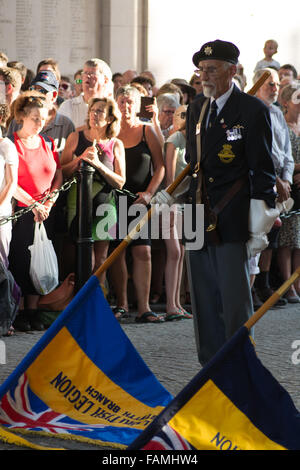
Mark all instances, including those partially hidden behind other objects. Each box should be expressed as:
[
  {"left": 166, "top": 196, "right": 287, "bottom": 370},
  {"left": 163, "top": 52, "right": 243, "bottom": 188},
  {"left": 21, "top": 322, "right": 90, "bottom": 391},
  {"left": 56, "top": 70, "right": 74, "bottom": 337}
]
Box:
[
  {"left": 124, "top": 126, "right": 152, "bottom": 194},
  {"left": 74, "top": 131, "right": 115, "bottom": 173}
]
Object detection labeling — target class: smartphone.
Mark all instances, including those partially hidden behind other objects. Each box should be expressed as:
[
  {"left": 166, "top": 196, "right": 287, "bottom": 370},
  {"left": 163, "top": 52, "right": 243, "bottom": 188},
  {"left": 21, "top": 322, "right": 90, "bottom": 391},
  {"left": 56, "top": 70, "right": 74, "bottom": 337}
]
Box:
[{"left": 138, "top": 96, "right": 154, "bottom": 121}]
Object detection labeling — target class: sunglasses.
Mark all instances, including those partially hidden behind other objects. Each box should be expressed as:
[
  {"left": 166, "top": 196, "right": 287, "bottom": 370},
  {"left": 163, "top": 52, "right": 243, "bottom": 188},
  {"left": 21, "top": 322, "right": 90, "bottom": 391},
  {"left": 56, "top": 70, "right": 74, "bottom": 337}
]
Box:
[
  {"left": 75, "top": 79, "right": 82, "bottom": 84},
  {"left": 59, "top": 83, "right": 71, "bottom": 90},
  {"left": 180, "top": 111, "right": 186, "bottom": 119}
]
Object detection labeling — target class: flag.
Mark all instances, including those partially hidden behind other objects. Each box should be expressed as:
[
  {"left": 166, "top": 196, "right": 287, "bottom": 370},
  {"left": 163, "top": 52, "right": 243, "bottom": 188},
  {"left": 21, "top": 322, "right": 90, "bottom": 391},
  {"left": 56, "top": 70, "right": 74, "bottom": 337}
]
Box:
[
  {"left": 128, "top": 326, "right": 300, "bottom": 451},
  {"left": 0, "top": 275, "right": 173, "bottom": 449}
]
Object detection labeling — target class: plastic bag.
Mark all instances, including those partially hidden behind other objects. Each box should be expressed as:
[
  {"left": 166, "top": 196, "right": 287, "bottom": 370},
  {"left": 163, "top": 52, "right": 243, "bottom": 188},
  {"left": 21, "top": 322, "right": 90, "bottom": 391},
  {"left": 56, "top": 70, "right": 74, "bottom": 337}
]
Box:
[{"left": 28, "top": 222, "right": 59, "bottom": 295}]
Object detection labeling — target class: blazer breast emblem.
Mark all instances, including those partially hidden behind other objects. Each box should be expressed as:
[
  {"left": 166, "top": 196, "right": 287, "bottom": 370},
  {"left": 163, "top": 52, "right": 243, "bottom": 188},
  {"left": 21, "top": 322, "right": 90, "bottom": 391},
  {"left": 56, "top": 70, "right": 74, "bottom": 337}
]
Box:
[{"left": 218, "top": 144, "right": 236, "bottom": 164}]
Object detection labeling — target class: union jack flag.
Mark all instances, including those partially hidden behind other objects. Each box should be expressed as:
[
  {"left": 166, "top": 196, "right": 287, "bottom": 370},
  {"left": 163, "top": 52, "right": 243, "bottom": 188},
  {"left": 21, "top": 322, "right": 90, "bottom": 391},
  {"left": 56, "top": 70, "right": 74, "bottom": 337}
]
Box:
[
  {"left": 142, "top": 424, "right": 194, "bottom": 450},
  {"left": 0, "top": 374, "right": 106, "bottom": 435}
]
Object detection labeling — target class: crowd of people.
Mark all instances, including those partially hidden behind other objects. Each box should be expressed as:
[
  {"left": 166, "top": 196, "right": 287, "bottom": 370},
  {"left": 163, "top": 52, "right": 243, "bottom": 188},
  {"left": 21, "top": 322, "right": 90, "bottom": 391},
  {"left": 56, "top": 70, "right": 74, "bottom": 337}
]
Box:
[{"left": 0, "top": 37, "right": 299, "bottom": 339}]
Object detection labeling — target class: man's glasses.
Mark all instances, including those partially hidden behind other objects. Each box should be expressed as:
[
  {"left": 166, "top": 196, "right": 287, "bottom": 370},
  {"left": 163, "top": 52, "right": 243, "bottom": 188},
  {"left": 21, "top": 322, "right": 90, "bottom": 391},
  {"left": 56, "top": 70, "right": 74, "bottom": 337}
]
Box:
[
  {"left": 180, "top": 111, "right": 186, "bottom": 119},
  {"left": 82, "top": 71, "right": 99, "bottom": 78},
  {"left": 75, "top": 79, "right": 82, "bottom": 84},
  {"left": 194, "top": 66, "right": 218, "bottom": 76}
]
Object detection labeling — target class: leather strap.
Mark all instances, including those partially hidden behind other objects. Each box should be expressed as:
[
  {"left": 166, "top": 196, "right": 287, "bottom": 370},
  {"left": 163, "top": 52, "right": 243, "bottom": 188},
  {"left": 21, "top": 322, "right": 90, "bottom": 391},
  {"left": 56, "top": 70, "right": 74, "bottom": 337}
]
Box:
[
  {"left": 195, "top": 98, "right": 209, "bottom": 204},
  {"left": 212, "top": 175, "right": 248, "bottom": 216}
]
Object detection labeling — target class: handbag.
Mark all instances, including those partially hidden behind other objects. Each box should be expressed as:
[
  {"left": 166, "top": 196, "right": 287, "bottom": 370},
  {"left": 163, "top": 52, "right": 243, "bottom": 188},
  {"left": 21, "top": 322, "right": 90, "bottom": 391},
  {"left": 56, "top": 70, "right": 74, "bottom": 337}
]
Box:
[
  {"left": 28, "top": 222, "right": 59, "bottom": 295},
  {"left": 290, "top": 183, "right": 300, "bottom": 211}
]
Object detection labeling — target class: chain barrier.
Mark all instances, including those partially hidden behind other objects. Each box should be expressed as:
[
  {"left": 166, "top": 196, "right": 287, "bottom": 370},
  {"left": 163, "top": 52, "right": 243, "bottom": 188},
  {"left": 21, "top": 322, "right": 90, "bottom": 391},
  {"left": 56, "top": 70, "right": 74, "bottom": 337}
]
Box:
[
  {"left": 0, "top": 174, "right": 299, "bottom": 225},
  {"left": 0, "top": 176, "right": 76, "bottom": 226},
  {"left": 280, "top": 208, "right": 300, "bottom": 219}
]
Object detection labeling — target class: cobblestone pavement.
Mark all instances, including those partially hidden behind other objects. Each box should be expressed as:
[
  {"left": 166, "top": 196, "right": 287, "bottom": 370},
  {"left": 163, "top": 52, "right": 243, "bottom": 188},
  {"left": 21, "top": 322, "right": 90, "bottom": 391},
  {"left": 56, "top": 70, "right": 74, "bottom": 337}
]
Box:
[{"left": 0, "top": 301, "right": 299, "bottom": 450}]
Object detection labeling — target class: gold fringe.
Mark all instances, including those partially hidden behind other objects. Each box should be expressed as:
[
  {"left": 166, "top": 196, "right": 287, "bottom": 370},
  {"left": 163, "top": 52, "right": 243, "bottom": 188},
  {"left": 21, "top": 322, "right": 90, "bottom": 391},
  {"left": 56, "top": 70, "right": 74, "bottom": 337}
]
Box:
[
  {"left": 0, "top": 426, "right": 127, "bottom": 450},
  {"left": 0, "top": 425, "right": 64, "bottom": 450}
]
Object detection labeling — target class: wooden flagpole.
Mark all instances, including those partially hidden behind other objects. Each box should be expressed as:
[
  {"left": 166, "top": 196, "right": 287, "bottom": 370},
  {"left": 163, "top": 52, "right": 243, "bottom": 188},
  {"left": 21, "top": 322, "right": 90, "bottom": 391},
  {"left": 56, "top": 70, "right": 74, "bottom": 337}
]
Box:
[{"left": 245, "top": 267, "right": 300, "bottom": 330}]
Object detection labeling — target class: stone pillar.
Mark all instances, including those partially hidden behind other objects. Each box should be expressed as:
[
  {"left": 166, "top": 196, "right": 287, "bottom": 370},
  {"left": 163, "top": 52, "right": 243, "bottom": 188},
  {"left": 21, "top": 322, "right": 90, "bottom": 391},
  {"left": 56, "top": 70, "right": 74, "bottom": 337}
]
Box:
[{"left": 99, "top": 0, "right": 148, "bottom": 74}]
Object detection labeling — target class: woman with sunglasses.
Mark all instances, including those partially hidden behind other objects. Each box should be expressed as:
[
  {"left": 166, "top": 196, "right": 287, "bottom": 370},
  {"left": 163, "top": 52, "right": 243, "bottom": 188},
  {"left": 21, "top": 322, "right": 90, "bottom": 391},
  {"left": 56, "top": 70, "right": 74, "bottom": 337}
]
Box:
[{"left": 8, "top": 91, "right": 63, "bottom": 332}]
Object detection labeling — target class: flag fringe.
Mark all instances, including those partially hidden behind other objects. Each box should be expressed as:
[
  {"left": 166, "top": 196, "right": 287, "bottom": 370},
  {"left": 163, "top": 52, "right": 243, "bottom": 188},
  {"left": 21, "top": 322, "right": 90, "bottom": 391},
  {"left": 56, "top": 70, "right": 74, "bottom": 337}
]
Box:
[
  {"left": 0, "top": 426, "right": 127, "bottom": 450},
  {"left": 0, "top": 425, "right": 63, "bottom": 450}
]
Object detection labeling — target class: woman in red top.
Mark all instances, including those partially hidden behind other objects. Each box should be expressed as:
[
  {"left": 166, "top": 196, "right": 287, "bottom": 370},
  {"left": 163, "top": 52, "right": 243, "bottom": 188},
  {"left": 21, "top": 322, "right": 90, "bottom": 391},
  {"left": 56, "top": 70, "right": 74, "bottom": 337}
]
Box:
[{"left": 8, "top": 91, "right": 63, "bottom": 331}]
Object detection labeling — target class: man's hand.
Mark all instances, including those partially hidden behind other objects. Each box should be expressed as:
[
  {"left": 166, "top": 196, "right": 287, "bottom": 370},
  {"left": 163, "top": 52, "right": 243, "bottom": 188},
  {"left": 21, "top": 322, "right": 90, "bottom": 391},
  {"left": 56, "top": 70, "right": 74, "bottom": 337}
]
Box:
[{"left": 276, "top": 177, "right": 291, "bottom": 202}]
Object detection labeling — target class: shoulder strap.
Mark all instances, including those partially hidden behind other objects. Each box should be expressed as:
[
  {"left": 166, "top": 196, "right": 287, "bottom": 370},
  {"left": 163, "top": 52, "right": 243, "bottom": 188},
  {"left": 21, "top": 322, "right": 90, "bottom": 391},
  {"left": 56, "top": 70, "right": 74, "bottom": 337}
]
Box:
[
  {"left": 195, "top": 98, "right": 209, "bottom": 204},
  {"left": 40, "top": 134, "right": 54, "bottom": 151}
]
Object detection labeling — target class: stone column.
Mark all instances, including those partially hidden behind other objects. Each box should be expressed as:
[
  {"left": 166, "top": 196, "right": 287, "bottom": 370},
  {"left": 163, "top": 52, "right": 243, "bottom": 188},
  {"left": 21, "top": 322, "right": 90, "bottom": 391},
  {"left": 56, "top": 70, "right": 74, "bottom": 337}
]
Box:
[{"left": 99, "top": 0, "right": 148, "bottom": 74}]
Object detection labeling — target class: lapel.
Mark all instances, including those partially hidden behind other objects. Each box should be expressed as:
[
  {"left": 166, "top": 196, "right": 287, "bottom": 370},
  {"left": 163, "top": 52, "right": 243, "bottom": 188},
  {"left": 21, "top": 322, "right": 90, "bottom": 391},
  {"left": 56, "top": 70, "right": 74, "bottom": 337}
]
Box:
[{"left": 203, "top": 85, "right": 242, "bottom": 156}]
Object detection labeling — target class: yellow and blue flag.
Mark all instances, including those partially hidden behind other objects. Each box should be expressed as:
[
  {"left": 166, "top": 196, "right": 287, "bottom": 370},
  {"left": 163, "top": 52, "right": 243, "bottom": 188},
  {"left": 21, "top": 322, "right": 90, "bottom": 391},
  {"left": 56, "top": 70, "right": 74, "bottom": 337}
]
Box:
[
  {"left": 128, "top": 326, "right": 300, "bottom": 450},
  {"left": 0, "top": 275, "right": 172, "bottom": 449}
]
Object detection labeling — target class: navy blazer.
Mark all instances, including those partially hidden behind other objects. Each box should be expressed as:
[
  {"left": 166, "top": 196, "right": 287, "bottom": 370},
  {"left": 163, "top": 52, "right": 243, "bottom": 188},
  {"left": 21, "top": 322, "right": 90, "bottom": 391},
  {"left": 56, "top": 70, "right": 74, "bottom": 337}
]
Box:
[{"left": 185, "top": 85, "right": 276, "bottom": 244}]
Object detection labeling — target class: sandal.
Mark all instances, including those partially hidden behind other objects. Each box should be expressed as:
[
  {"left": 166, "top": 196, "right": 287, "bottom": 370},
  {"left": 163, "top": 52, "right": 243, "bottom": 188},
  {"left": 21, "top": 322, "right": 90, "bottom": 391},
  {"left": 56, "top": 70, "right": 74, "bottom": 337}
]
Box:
[
  {"left": 178, "top": 308, "right": 193, "bottom": 319},
  {"left": 165, "top": 311, "right": 184, "bottom": 321},
  {"left": 135, "top": 312, "right": 165, "bottom": 323},
  {"left": 112, "top": 307, "right": 129, "bottom": 320}
]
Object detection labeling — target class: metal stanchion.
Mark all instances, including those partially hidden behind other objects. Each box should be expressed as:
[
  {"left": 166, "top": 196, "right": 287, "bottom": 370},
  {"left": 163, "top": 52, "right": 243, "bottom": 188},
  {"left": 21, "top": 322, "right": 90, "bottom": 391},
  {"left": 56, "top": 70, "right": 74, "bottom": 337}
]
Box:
[{"left": 75, "top": 160, "right": 95, "bottom": 292}]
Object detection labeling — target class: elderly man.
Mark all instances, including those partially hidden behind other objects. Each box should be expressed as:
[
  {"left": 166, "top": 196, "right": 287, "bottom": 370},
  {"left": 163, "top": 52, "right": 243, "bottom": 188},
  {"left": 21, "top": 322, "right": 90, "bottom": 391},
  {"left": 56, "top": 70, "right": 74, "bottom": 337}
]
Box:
[
  {"left": 185, "top": 40, "right": 279, "bottom": 365},
  {"left": 59, "top": 58, "right": 112, "bottom": 129},
  {"left": 154, "top": 40, "right": 277, "bottom": 365},
  {"left": 253, "top": 68, "right": 294, "bottom": 307}
]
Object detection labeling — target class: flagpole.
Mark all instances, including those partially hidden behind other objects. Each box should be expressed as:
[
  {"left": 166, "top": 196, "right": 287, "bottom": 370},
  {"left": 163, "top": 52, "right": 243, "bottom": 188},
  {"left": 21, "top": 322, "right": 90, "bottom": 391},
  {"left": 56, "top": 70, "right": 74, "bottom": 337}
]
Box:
[
  {"left": 94, "top": 165, "right": 191, "bottom": 280},
  {"left": 93, "top": 72, "right": 271, "bottom": 282},
  {"left": 245, "top": 267, "right": 300, "bottom": 330}
]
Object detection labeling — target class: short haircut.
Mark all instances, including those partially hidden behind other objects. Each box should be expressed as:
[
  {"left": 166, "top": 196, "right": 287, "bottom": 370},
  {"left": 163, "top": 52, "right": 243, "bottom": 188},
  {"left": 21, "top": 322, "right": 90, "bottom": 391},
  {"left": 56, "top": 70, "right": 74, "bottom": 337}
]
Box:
[
  {"left": 156, "top": 93, "right": 180, "bottom": 111},
  {"left": 279, "top": 64, "right": 298, "bottom": 79},
  {"left": 253, "top": 67, "right": 278, "bottom": 85},
  {"left": 36, "top": 58, "right": 61, "bottom": 81},
  {"left": 115, "top": 84, "right": 141, "bottom": 109},
  {"left": 264, "top": 39, "right": 278, "bottom": 49},
  {"left": 7, "top": 61, "right": 27, "bottom": 81},
  {"left": 131, "top": 75, "right": 154, "bottom": 88},
  {"left": 84, "top": 58, "right": 112, "bottom": 81},
  {"left": 0, "top": 67, "right": 22, "bottom": 90}
]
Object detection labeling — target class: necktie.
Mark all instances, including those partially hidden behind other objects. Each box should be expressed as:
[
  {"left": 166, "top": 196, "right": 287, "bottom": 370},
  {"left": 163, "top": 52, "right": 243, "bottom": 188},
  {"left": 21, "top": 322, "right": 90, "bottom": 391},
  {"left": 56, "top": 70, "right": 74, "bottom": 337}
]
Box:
[{"left": 208, "top": 100, "right": 218, "bottom": 129}]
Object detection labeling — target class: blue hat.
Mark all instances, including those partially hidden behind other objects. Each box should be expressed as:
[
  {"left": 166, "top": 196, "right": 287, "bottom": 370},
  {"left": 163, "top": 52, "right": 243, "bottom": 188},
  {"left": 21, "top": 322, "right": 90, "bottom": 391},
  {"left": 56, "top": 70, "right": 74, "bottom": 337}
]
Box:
[
  {"left": 193, "top": 39, "right": 240, "bottom": 67},
  {"left": 31, "top": 70, "right": 59, "bottom": 92}
]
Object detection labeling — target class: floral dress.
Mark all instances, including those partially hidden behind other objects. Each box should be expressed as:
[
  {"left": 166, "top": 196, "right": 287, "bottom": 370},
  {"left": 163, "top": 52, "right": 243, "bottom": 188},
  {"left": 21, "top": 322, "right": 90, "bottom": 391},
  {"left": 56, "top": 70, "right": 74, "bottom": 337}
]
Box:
[{"left": 278, "top": 129, "right": 300, "bottom": 249}]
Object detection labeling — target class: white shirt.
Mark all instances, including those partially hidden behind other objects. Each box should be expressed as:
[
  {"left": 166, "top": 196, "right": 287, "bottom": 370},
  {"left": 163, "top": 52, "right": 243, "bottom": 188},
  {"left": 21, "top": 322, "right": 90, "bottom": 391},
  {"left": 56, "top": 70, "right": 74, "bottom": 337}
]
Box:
[
  {"left": 0, "top": 138, "right": 18, "bottom": 215},
  {"left": 58, "top": 93, "right": 88, "bottom": 129},
  {"left": 269, "top": 104, "right": 294, "bottom": 182},
  {"left": 206, "top": 83, "right": 234, "bottom": 128}
]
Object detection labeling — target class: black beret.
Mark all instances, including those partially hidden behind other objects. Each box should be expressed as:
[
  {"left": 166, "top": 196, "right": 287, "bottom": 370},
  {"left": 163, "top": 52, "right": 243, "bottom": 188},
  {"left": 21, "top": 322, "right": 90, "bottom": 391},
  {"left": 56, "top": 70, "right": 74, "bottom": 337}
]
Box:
[{"left": 193, "top": 39, "right": 240, "bottom": 66}]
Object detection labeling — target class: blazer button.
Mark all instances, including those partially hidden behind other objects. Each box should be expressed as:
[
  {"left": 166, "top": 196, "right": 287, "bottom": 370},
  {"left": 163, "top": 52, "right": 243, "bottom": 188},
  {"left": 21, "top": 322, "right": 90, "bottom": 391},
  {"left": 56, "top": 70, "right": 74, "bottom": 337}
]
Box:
[{"left": 208, "top": 177, "right": 214, "bottom": 183}]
